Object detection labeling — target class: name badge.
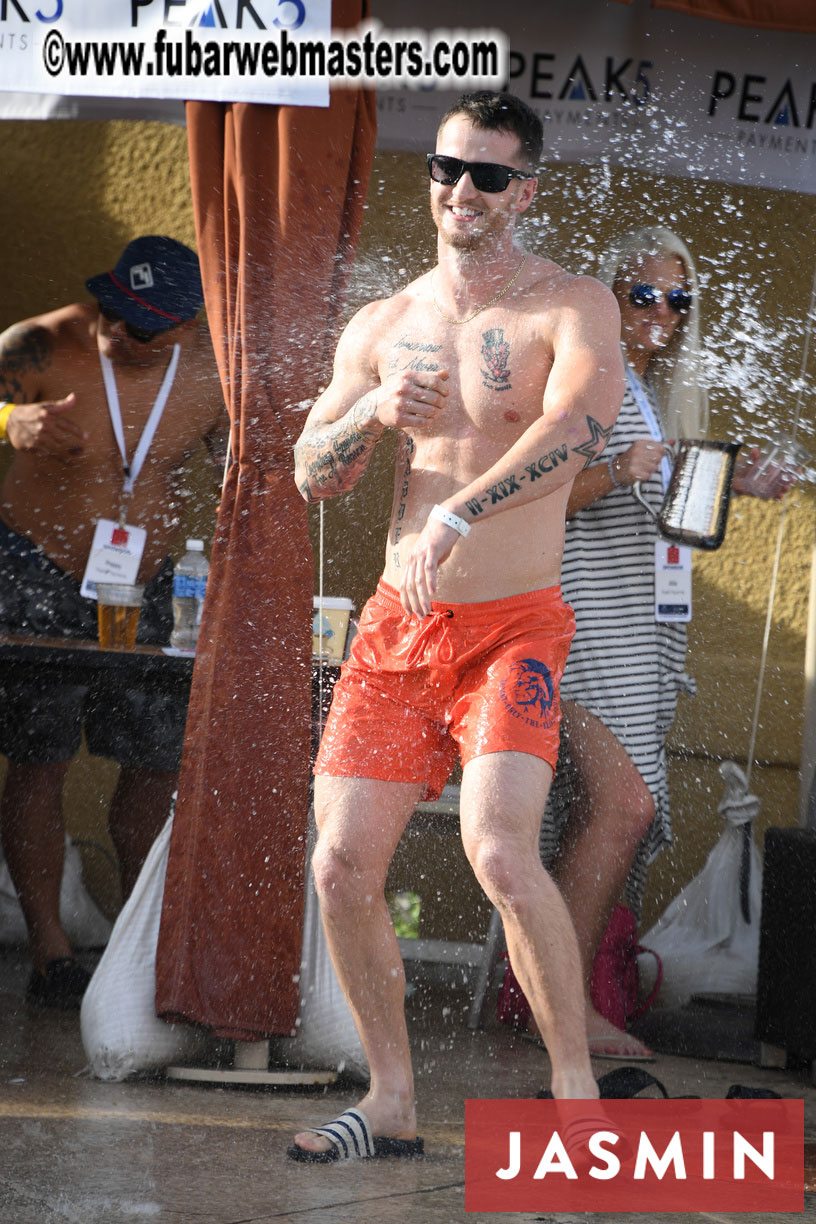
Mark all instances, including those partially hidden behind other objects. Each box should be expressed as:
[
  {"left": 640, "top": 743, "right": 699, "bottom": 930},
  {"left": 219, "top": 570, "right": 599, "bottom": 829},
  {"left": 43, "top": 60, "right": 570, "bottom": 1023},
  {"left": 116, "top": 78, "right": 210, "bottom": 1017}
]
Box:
[
  {"left": 654, "top": 540, "right": 692, "bottom": 623},
  {"left": 80, "top": 518, "right": 147, "bottom": 599}
]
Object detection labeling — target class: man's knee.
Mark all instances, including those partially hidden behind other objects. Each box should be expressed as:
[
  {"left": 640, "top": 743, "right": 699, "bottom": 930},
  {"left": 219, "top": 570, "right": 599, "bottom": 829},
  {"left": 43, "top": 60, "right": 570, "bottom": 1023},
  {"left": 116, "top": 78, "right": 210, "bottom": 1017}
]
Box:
[
  {"left": 311, "top": 836, "right": 376, "bottom": 912},
  {"left": 467, "top": 839, "right": 537, "bottom": 916}
]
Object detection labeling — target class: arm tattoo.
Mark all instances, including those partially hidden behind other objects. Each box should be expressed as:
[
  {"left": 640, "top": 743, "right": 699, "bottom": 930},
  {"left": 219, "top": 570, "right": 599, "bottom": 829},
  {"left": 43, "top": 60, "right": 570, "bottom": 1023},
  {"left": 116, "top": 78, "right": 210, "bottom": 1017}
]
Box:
[
  {"left": 569, "top": 415, "right": 614, "bottom": 469},
  {"left": 462, "top": 416, "right": 612, "bottom": 517},
  {"left": 295, "top": 392, "right": 380, "bottom": 500},
  {"left": 0, "top": 323, "right": 52, "bottom": 403}
]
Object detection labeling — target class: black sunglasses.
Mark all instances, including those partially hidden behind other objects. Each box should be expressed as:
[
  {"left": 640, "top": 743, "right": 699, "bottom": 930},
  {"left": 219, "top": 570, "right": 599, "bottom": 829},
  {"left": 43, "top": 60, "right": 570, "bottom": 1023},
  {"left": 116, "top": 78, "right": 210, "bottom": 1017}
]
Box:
[
  {"left": 98, "top": 303, "right": 179, "bottom": 344},
  {"left": 629, "top": 283, "right": 692, "bottom": 315},
  {"left": 427, "top": 153, "right": 535, "bottom": 194}
]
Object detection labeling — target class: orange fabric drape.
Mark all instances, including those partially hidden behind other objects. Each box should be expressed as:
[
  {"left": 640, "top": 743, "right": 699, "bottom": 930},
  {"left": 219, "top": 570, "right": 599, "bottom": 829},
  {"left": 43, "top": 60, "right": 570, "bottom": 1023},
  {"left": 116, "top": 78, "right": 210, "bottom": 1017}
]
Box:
[
  {"left": 155, "top": 74, "right": 376, "bottom": 1040},
  {"left": 652, "top": 0, "right": 816, "bottom": 31}
]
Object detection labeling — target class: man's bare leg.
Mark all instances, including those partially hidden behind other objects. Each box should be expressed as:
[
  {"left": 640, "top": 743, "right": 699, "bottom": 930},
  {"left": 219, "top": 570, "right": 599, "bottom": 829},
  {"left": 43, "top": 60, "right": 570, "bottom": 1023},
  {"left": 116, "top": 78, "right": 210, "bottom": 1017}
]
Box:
[
  {"left": 0, "top": 759, "right": 72, "bottom": 971},
  {"left": 459, "top": 750, "right": 596, "bottom": 1099},
  {"left": 292, "top": 775, "right": 425, "bottom": 1154},
  {"left": 552, "top": 703, "right": 655, "bottom": 1058},
  {"left": 108, "top": 766, "right": 178, "bottom": 900}
]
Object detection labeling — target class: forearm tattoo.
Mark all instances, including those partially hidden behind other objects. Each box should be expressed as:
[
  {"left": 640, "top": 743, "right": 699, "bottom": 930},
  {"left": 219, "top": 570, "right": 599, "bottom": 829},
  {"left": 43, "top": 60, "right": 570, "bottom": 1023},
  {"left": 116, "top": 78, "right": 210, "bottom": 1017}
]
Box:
[
  {"left": 295, "top": 392, "right": 380, "bottom": 500},
  {"left": 0, "top": 323, "right": 52, "bottom": 402},
  {"left": 463, "top": 415, "right": 614, "bottom": 517}
]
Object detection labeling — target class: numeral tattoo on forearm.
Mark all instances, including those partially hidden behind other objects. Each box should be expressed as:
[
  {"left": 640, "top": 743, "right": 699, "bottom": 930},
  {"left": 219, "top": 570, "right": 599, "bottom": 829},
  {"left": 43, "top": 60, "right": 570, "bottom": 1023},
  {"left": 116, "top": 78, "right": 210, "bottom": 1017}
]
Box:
[{"left": 462, "top": 416, "right": 613, "bottom": 517}]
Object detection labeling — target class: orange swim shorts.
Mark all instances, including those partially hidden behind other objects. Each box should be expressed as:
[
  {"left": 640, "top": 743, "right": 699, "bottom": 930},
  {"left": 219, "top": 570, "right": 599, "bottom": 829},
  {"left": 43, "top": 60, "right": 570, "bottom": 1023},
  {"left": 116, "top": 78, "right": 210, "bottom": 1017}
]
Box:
[{"left": 314, "top": 579, "right": 575, "bottom": 800}]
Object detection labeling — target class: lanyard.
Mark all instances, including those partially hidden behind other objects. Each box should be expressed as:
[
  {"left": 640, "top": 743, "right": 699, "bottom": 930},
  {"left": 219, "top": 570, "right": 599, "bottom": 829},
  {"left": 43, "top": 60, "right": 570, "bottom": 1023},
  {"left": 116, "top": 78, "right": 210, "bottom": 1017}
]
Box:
[
  {"left": 624, "top": 363, "right": 673, "bottom": 493},
  {"left": 100, "top": 344, "right": 180, "bottom": 519}
]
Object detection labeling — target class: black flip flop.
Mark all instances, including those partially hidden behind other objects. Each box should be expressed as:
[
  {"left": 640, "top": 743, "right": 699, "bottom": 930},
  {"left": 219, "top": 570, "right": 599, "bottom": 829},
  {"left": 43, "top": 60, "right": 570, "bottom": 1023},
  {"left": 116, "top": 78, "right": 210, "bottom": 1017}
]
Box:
[{"left": 287, "top": 1107, "right": 424, "bottom": 1163}]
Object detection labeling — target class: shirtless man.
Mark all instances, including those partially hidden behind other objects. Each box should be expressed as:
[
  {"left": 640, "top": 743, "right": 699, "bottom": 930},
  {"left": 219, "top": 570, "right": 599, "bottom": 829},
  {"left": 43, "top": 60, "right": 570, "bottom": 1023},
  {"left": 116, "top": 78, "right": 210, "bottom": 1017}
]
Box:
[
  {"left": 0, "top": 235, "right": 226, "bottom": 1007},
  {"left": 290, "top": 92, "right": 624, "bottom": 1161}
]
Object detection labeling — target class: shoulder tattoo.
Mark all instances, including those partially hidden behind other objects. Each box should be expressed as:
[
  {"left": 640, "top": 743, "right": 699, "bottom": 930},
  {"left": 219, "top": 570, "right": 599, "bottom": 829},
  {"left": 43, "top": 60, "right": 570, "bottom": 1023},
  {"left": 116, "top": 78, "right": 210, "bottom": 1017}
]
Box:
[{"left": 0, "top": 323, "right": 53, "bottom": 403}]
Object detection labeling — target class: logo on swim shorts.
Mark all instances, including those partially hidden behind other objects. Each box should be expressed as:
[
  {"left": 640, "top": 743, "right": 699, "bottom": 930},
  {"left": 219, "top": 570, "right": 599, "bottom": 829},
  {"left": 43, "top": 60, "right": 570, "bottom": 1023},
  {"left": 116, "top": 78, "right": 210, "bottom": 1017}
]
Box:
[{"left": 499, "top": 658, "right": 556, "bottom": 727}]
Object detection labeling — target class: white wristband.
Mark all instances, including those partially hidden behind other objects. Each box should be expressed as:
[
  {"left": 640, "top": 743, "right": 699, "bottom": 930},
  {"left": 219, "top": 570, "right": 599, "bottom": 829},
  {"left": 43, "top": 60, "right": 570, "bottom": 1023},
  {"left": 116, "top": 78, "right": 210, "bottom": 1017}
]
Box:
[
  {"left": 430, "top": 504, "right": 471, "bottom": 537},
  {"left": 607, "top": 455, "right": 622, "bottom": 489}
]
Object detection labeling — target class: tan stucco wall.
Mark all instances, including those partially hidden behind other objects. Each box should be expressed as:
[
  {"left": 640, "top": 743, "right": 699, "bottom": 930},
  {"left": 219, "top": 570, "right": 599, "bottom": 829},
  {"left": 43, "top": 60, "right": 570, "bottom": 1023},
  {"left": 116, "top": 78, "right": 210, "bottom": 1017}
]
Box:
[{"left": 1, "top": 120, "right": 814, "bottom": 942}]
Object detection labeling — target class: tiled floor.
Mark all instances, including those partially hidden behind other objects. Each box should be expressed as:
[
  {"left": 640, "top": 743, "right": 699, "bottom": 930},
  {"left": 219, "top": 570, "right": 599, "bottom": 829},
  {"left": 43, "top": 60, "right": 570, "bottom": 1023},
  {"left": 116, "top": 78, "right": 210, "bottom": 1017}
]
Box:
[{"left": 1, "top": 945, "right": 814, "bottom": 1224}]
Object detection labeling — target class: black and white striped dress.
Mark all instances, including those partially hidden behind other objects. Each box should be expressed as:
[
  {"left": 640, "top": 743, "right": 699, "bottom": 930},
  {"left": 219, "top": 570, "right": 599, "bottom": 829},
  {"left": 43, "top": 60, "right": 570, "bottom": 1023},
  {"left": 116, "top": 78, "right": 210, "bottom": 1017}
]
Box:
[{"left": 541, "top": 375, "right": 692, "bottom": 916}]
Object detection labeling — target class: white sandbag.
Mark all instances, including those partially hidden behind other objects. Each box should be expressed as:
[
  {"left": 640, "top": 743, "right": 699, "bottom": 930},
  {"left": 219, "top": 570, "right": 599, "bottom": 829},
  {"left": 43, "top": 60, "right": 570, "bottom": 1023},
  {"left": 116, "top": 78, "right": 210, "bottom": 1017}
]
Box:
[
  {"left": 269, "top": 861, "right": 368, "bottom": 1081},
  {"left": 0, "top": 835, "right": 112, "bottom": 948},
  {"left": 641, "top": 761, "right": 763, "bottom": 1008},
  {"left": 81, "top": 815, "right": 211, "bottom": 1080}
]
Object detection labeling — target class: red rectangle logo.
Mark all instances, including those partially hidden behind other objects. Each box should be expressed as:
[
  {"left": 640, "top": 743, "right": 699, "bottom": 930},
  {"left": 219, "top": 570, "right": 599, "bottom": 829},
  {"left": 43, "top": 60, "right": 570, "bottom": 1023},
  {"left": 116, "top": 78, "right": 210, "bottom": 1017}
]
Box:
[{"left": 465, "top": 1099, "right": 804, "bottom": 1212}]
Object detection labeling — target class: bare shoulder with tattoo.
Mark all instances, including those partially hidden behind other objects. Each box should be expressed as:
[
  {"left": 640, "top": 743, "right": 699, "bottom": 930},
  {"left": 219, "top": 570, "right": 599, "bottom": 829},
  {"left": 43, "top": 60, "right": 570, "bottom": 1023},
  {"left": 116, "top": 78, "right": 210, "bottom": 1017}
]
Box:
[
  {"left": 0, "top": 321, "right": 54, "bottom": 404},
  {"left": 294, "top": 293, "right": 420, "bottom": 503},
  {"left": 0, "top": 304, "right": 94, "bottom": 404}
]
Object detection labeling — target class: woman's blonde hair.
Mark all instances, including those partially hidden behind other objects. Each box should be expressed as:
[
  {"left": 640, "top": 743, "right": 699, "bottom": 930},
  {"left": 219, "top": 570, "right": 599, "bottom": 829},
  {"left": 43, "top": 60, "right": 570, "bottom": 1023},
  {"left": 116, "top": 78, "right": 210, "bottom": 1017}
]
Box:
[{"left": 598, "top": 226, "right": 709, "bottom": 440}]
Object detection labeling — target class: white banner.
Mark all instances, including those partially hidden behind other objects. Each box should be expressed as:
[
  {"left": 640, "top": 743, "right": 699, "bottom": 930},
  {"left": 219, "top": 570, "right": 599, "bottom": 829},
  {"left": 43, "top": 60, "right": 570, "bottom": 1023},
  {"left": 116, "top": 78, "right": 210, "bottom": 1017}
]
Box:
[
  {"left": 2, "top": 0, "right": 816, "bottom": 194},
  {"left": 0, "top": 0, "right": 331, "bottom": 107},
  {"left": 374, "top": 0, "right": 816, "bottom": 195}
]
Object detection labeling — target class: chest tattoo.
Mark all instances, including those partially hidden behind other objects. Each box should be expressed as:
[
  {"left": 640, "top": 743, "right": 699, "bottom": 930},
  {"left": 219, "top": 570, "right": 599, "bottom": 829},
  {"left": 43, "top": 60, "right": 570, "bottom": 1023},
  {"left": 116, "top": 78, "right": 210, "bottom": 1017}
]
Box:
[
  {"left": 480, "top": 327, "right": 512, "bottom": 392},
  {"left": 389, "top": 336, "right": 442, "bottom": 373}
]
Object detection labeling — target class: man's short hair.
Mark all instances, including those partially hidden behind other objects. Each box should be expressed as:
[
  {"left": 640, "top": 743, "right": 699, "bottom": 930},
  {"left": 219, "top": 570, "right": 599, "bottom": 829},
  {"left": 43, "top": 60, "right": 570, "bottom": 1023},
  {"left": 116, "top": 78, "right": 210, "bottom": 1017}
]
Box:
[{"left": 438, "top": 91, "right": 543, "bottom": 172}]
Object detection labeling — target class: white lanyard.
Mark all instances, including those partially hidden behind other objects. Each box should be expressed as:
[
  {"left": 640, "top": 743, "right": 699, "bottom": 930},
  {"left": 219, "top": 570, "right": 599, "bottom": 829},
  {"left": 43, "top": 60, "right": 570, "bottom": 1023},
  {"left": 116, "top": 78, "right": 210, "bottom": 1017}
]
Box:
[
  {"left": 624, "top": 363, "right": 673, "bottom": 493},
  {"left": 100, "top": 344, "right": 180, "bottom": 504}
]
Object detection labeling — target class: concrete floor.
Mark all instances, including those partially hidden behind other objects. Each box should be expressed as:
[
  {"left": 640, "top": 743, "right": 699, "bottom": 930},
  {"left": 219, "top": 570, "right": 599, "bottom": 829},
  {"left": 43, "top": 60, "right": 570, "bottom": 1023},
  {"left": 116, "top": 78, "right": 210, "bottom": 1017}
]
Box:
[{"left": 1, "top": 945, "right": 815, "bottom": 1224}]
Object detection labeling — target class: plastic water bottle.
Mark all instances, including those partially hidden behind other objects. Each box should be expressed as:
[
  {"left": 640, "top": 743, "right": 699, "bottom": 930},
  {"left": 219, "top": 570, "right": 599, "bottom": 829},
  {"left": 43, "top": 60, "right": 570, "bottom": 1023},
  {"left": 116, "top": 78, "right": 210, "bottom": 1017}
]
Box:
[{"left": 171, "top": 539, "right": 209, "bottom": 650}]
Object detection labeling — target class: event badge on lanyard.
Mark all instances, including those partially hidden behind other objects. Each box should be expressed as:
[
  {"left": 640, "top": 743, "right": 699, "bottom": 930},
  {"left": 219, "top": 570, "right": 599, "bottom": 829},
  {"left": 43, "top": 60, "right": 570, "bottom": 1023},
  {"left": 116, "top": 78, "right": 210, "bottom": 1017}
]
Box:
[
  {"left": 80, "top": 345, "right": 180, "bottom": 600},
  {"left": 625, "top": 366, "right": 692, "bottom": 624}
]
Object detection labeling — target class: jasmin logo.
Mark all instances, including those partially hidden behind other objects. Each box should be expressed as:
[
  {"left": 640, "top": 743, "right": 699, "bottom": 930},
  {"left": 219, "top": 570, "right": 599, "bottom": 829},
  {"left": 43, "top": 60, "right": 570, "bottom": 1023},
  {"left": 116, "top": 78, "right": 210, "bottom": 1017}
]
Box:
[{"left": 465, "top": 1099, "right": 804, "bottom": 1212}]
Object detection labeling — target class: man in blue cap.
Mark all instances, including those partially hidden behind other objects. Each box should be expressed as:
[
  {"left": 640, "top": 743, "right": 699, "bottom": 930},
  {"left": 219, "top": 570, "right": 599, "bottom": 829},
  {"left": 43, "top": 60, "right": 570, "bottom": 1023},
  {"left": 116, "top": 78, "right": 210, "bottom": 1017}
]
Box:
[{"left": 0, "top": 236, "right": 227, "bottom": 1007}]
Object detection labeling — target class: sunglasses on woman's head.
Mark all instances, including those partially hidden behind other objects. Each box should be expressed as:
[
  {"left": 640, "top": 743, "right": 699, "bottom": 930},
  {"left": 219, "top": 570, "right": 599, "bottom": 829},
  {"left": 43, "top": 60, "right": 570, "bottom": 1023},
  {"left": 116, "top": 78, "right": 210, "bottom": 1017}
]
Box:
[
  {"left": 427, "top": 153, "right": 535, "bottom": 194},
  {"left": 98, "top": 302, "right": 178, "bottom": 344},
  {"left": 629, "top": 283, "right": 692, "bottom": 314}
]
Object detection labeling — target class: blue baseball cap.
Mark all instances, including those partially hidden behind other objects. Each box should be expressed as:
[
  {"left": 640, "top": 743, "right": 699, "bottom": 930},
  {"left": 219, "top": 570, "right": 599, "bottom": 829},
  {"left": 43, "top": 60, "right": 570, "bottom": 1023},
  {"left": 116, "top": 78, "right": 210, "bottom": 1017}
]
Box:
[{"left": 86, "top": 235, "right": 204, "bottom": 333}]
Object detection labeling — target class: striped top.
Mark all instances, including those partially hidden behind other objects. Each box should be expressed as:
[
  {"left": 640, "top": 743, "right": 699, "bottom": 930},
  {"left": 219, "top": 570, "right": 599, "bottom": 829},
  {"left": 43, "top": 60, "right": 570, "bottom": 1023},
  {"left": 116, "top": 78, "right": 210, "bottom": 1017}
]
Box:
[{"left": 541, "top": 373, "right": 692, "bottom": 916}]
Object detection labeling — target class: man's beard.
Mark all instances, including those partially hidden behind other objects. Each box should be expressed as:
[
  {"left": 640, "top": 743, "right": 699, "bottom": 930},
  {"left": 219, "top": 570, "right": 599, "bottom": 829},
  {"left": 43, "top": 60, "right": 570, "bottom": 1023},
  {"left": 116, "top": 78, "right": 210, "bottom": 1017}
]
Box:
[{"left": 431, "top": 196, "right": 513, "bottom": 253}]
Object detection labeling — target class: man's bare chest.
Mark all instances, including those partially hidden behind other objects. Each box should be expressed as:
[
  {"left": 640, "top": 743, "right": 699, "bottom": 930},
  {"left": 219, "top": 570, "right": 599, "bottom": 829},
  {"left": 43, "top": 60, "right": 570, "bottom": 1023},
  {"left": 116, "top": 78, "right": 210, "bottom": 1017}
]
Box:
[
  {"left": 379, "top": 313, "right": 552, "bottom": 436},
  {"left": 45, "top": 358, "right": 214, "bottom": 467}
]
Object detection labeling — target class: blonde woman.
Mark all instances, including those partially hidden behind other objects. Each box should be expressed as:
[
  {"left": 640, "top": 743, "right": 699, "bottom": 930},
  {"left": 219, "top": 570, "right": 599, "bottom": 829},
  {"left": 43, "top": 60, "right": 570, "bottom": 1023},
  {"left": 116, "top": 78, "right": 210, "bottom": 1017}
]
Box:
[{"left": 543, "top": 227, "right": 712, "bottom": 1060}]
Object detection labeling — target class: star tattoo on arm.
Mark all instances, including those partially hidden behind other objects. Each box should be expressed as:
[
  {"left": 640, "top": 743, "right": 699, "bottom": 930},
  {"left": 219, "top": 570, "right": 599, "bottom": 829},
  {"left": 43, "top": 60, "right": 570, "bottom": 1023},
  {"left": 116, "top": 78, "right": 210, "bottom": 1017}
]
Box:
[{"left": 570, "top": 415, "right": 614, "bottom": 469}]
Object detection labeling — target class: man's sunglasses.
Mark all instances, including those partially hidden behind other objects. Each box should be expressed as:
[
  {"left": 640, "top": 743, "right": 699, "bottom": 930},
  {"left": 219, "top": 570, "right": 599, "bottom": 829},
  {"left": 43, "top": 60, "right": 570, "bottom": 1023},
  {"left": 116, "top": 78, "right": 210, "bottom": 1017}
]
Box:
[
  {"left": 427, "top": 153, "right": 535, "bottom": 194},
  {"left": 98, "top": 303, "right": 179, "bottom": 344},
  {"left": 629, "top": 283, "right": 692, "bottom": 315}
]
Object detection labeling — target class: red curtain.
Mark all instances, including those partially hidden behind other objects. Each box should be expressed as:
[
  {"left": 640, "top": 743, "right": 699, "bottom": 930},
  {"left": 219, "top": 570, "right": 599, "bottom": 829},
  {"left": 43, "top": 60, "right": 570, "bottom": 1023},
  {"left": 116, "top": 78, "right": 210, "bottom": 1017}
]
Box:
[{"left": 155, "top": 63, "right": 376, "bottom": 1041}]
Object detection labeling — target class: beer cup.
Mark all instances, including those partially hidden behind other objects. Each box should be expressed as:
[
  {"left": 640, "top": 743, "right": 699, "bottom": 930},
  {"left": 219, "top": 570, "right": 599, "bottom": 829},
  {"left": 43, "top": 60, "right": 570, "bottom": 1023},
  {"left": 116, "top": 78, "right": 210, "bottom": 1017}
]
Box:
[{"left": 96, "top": 583, "right": 145, "bottom": 651}]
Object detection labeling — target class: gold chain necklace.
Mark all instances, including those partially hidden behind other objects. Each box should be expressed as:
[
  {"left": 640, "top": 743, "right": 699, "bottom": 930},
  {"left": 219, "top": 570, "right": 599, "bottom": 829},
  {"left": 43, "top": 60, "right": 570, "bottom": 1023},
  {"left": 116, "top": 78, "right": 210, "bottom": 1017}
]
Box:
[{"left": 431, "top": 254, "right": 528, "bottom": 325}]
